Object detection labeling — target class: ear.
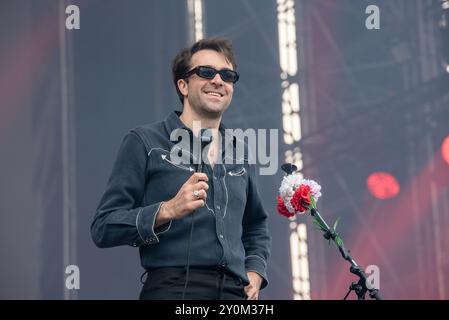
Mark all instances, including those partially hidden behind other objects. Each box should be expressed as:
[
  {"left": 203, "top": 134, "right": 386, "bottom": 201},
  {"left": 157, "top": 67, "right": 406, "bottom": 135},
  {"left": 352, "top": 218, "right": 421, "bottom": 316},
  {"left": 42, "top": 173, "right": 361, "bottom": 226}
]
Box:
[{"left": 177, "top": 79, "right": 188, "bottom": 98}]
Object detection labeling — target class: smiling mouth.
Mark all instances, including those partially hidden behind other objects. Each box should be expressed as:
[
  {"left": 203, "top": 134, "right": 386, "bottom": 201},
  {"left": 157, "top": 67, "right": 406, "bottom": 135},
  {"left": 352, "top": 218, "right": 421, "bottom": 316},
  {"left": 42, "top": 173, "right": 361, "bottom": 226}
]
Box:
[{"left": 204, "top": 91, "right": 224, "bottom": 98}]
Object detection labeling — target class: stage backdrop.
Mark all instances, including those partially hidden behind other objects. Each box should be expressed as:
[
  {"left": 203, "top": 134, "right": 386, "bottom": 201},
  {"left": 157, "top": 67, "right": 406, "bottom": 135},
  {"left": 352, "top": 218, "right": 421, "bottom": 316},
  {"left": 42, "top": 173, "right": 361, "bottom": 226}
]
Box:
[{"left": 1, "top": 0, "right": 448, "bottom": 300}]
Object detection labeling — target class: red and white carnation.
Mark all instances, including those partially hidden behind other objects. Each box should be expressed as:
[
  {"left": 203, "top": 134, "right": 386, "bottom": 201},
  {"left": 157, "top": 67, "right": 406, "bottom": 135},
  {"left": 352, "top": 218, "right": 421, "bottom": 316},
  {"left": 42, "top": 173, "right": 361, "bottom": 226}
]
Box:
[{"left": 277, "top": 175, "right": 322, "bottom": 216}]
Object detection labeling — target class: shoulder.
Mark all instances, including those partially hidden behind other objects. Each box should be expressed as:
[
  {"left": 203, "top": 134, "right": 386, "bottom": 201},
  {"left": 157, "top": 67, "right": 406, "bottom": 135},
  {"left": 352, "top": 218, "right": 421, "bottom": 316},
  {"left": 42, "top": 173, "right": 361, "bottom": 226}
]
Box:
[{"left": 127, "top": 120, "right": 167, "bottom": 152}]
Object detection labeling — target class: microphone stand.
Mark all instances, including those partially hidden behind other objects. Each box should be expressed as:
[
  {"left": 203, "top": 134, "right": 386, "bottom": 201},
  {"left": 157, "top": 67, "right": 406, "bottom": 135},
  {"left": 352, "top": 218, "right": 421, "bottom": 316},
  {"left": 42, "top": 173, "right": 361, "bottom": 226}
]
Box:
[
  {"left": 310, "top": 208, "right": 382, "bottom": 300},
  {"left": 281, "top": 163, "right": 382, "bottom": 300}
]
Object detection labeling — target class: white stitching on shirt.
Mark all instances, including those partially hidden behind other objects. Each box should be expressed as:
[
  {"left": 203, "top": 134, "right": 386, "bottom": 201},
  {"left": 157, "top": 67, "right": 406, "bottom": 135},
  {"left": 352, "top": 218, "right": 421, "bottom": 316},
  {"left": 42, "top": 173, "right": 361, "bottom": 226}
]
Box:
[
  {"left": 147, "top": 147, "right": 169, "bottom": 157},
  {"left": 148, "top": 147, "right": 194, "bottom": 171},
  {"left": 135, "top": 208, "right": 145, "bottom": 242},
  {"left": 150, "top": 202, "right": 165, "bottom": 242},
  {"left": 155, "top": 204, "right": 172, "bottom": 235},
  {"left": 245, "top": 255, "right": 267, "bottom": 267},
  {"left": 222, "top": 164, "right": 228, "bottom": 218},
  {"left": 228, "top": 167, "right": 246, "bottom": 176},
  {"left": 161, "top": 155, "right": 194, "bottom": 171}
]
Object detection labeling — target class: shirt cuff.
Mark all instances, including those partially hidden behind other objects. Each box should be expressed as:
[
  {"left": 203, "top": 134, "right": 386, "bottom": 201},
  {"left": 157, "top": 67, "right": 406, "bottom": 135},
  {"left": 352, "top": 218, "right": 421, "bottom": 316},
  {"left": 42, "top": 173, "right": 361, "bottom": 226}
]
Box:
[
  {"left": 136, "top": 202, "right": 172, "bottom": 246},
  {"left": 245, "top": 255, "right": 269, "bottom": 289}
]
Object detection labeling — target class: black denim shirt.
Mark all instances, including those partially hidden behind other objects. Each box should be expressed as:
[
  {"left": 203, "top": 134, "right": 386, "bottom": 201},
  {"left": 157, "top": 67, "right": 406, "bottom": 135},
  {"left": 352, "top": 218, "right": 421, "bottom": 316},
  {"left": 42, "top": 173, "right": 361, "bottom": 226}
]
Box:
[{"left": 91, "top": 111, "right": 271, "bottom": 289}]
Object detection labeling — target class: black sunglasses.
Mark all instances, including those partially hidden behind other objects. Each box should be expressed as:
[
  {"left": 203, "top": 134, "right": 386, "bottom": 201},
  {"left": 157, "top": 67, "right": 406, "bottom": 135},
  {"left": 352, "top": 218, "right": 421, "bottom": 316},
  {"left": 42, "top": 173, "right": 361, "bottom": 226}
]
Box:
[{"left": 184, "top": 66, "right": 239, "bottom": 83}]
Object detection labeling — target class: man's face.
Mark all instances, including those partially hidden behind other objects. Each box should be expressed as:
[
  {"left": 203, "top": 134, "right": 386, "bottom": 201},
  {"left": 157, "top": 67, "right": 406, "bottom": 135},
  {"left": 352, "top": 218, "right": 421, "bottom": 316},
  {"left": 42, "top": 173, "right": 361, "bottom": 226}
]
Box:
[{"left": 180, "top": 49, "right": 235, "bottom": 118}]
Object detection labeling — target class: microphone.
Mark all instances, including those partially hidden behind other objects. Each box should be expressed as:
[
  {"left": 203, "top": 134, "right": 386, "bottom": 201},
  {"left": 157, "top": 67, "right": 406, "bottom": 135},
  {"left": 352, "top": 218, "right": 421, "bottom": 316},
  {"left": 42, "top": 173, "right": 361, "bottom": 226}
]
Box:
[
  {"left": 200, "top": 128, "right": 214, "bottom": 145},
  {"left": 196, "top": 128, "right": 214, "bottom": 173}
]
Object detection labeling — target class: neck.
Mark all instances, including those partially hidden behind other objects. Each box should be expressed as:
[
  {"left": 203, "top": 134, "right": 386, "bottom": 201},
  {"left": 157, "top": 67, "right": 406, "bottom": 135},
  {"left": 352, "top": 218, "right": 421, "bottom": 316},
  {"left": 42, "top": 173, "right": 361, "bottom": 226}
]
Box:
[
  {"left": 179, "top": 105, "right": 222, "bottom": 167},
  {"left": 179, "top": 104, "right": 221, "bottom": 136}
]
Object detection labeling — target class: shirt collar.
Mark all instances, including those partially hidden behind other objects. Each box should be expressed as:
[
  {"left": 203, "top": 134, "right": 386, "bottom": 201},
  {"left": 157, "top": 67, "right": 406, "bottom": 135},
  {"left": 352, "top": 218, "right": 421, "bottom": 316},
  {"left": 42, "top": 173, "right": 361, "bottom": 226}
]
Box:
[{"left": 163, "top": 110, "right": 236, "bottom": 154}]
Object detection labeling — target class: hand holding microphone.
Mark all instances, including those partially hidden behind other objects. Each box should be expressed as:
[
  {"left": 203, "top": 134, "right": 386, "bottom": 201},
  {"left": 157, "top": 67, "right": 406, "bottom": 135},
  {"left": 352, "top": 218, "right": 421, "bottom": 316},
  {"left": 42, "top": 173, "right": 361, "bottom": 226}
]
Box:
[
  {"left": 157, "top": 173, "right": 209, "bottom": 224},
  {"left": 155, "top": 129, "right": 214, "bottom": 227}
]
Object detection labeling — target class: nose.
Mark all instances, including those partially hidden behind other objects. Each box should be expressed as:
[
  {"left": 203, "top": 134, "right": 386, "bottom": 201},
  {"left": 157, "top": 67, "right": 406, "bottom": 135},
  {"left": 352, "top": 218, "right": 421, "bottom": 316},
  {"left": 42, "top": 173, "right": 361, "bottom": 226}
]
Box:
[{"left": 210, "top": 72, "right": 224, "bottom": 86}]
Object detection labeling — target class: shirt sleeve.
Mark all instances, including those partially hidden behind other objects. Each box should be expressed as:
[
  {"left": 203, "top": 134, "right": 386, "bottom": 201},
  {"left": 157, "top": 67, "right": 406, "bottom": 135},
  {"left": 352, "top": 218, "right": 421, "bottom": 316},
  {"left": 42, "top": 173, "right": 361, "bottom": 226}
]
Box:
[
  {"left": 90, "top": 131, "right": 171, "bottom": 248},
  {"left": 242, "top": 164, "right": 272, "bottom": 289}
]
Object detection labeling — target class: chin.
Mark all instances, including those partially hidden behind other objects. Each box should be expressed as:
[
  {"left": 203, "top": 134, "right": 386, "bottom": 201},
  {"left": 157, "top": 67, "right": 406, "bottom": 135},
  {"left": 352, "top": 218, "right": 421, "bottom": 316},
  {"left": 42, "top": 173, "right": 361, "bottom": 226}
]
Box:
[
  {"left": 201, "top": 104, "right": 228, "bottom": 116},
  {"left": 202, "top": 109, "right": 223, "bottom": 118}
]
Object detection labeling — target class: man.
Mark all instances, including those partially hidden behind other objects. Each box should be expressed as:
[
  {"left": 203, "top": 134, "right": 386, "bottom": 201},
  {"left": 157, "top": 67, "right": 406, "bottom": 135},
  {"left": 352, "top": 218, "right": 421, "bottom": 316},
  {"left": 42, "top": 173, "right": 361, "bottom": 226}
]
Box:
[{"left": 91, "top": 38, "right": 271, "bottom": 300}]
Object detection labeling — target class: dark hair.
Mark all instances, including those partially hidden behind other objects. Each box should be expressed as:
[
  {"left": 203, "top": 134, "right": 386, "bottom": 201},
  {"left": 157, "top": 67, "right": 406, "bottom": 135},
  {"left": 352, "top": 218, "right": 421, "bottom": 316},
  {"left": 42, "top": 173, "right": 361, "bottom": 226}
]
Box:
[{"left": 172, "top": 37, "right": 237, "bottom": 104}]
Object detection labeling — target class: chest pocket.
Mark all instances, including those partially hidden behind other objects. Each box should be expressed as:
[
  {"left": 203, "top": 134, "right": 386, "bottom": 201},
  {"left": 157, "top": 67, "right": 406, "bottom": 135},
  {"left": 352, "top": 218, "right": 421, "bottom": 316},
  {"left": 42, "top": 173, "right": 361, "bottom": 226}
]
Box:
[
  {"left": 145, "top": 148, "right": 195, "bottom": 202},
  {"left": 224, "top": 164, "right": 248, "bottom": 207},
  {"left": 228, "top": 166, "right": 246, "bottom": 176}
]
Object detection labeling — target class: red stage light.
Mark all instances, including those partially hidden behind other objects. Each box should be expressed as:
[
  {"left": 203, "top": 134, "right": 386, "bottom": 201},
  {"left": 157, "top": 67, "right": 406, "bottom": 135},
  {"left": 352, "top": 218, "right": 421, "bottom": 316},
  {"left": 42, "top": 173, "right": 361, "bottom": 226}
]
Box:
[
  {"left": 441, "top": 136, "right": 449, "bottom": 165},
  {"left": 366, "top": 172, "right": 400, "bottom": 200}
]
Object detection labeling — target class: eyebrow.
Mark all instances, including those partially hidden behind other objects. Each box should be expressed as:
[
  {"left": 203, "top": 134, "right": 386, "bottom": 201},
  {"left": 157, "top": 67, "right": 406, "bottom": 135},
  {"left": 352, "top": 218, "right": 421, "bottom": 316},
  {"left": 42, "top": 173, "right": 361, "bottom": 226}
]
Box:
[{"left": 199, "top": 64, "right": 234, "bottom": 70}]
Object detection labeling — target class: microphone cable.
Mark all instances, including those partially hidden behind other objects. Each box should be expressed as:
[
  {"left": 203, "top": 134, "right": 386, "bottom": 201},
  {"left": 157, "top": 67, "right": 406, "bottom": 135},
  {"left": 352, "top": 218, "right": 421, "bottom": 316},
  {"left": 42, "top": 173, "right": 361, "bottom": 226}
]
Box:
[{"left": 182, "top": 130, "right": 213, "bottom": 300}]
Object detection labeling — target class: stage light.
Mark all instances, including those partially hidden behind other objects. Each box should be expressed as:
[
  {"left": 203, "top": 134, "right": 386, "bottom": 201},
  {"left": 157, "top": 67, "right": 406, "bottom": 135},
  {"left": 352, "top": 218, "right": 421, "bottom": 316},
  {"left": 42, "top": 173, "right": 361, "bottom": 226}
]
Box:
[
  {"left": 187, "top": 0, "right": 204, "bottom": 42},
  {"left": 442, "top": 136, "right": 449, "bottom": 165},
  {"left": 440, "top": 1, "right": 449, "bottom": 72},
  {"left": 442, "top": 1, "right": 449, "bottom": 10},
  {"left": 367, "top": 172, "right": 400, "bottom": 200}
]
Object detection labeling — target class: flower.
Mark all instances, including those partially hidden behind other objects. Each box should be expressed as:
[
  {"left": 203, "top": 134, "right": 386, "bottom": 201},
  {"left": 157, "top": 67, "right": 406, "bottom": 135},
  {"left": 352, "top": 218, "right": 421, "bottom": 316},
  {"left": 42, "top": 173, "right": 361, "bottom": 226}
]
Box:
[
  {"left": 302, "top": 179, "right": 322, "bottom": 199},
  {"left": 276, "top": 172, "right": 345, "bottom": 248},
  {"left": 276, "top": 167, "right": 379, "bottom": 299},
  {"left": 277, "top": 195, "right": 295, "bottom": 218},
  {"left": 277, "top": 174, "right": 322, "bottom": 216},
  {"left": 291, "top": 184, "right": 311, "bottom": 213}
]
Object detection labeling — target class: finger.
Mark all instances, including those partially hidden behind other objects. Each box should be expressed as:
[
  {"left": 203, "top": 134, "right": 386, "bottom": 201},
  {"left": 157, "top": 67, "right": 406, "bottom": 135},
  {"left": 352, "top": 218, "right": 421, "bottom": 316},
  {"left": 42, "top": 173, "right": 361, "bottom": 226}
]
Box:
[
  {"left": 188, "top": 172, "right": 208, "bottom": 183},
  {"left": 247, "top": 290, "right": 258, "bottom": 300},
  {"left": 191, "top": 199, "right": 205, "bottom": 210},
  {"left": 195, "top": 172, "right": 208, "bottom": 182},
  {"left": 244, "top": 286, "right": 258, "bottom": 300},
  {"left": 186, "top": 174, "right": 197, "bottom": 184},
  {"left": 192, "top": 189, "right": 207, "bottom": 200},
  {"left": 192, "top": 181, "right": 209, "bottom": 191}
]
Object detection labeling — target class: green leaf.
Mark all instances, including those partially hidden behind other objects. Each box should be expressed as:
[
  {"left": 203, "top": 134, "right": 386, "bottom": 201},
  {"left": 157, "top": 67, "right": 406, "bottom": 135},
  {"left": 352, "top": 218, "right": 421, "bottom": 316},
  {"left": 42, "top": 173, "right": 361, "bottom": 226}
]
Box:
[
  {"left": 335, "top": 236, "right": 344, "bottom": 247},
  {"left": 310, "top": 196, "right": 317, "bottom": 209},
  {"left": 312, "top": 218, "right": 326, "bottom": 232},
  {"left": 333, "top": 217, "right": 341, "bottom": 232}
]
